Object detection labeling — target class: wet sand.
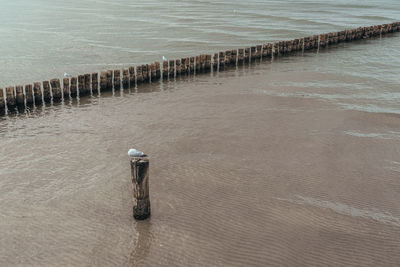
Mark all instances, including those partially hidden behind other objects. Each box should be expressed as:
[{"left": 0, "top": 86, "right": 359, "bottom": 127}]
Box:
[{"left": 1, "top": 40, "right": 400, "bottom": 266}]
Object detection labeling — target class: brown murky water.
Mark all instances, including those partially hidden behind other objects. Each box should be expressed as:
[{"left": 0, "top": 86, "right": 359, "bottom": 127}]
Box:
[{"left": 1, "top": 35, "right": 400, "bottom": 266}]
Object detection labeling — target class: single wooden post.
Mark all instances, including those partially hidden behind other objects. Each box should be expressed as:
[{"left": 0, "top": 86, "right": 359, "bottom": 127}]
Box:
[
  {"left": 189, "top": 57, "right": 195, "bottom": 74},
  {"left": 0, "top": 89, "right": 5, "bottom": 112},
  {"left": 244, "top": 47, "right": 250, "bottom": 62},
  {"left": 231, "top": 50, "right": 237, "bottom": 65},
  {"left": 250, "top": 46, "right": 256, "bottom": 60},
  {"left": 195, "top": 56, "right": 200, "bottom": 73},
  {"left": 136, "top": 66, "right": 144, "bottom": 84},
  {"left": 106, "top": 70, "right": 113, "bottom": 90},
  {"left": 25, "top": 84, "right": 34, "bottom": 106},
  {"left": 181, "top": 58, "right": 187, "bottom": 75},
  {"left": 100, "top": 72, "right": 107, "bottom": 91},
  {"left": 114, "top": 70, "right": 121, "bottom": 89},
  {"left": 219, "top": 51, "right": 225, "bottom": 70},
  {"left": 15, "top": 85, "right": 24, "bottom": 107},
  {"left": 213, "top": 53, "right": 218, "bottom": 71},
  {"left": 200, "top": 55, "right": 206, "bottom": 72},
  {"left": 91, "top": 73, "right": 98, "bottom": 94},
  {"left": 33, "top": 82, "right": 43, "bottom": 104},
  {"left": 70, "top": 77, "right": 78, "bottom": 97},
  {"left": 162, "top": 61, "right": 168, "bottom": 79},
  {"left": 185, "top": 57, "right": 190, "bottom": 74},
  {"left": 169, "top": 60, "right": 175, "bottom": 78},
  {"left": 256, "top": 45, "right": 262, "bottom": 59},
  {"left": 238, "top": 49, "right": 244, "bottom": 63},
  {"left": 84, "top": 74, "right": 91, "bottom": 95},
  {"left": 63, "top": 78, "right": 70, "bottom": 99},
  {"left": 150, "top": 63, "right": 157, "bottom": 81},
  {"left": 225, "top": 50, "right": 231, "bottom": 66},
  {"left": 6, "top": 87, "right": 16, "bottom": 109},
  {"left": 142, "top": 65, "right": 149, "bottom": 83},
  {"left": 129, "top": 67, "right": 136, "bottom": 87},
  {"left": 50, "top": 79, "right": 62, "bottom": 101},
  {"left": 175, "top": 59, "right": 181, "bottom": 76},
  {"left": 205, "top": 55, "right": 212, "bottom": 72},
  {"left": 122, "top": 69, "right": 129, "bottom": 89},
  {"left": 130, "top": 156, "right": 151, "bottom": 220},
  {"left": 155, "top": 62, "right": 161, "bottom": 79},
  {"left": 78, "top": 75, "right": 85, "bottom": 95},
  {"left": 43, "top": 81, "right": 51, "bottom": 103}
]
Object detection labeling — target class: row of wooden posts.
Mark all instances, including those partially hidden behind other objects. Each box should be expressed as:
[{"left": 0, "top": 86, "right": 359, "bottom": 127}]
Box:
[{"left": 0, "top": 22, "right": 399, "bottom": 115}]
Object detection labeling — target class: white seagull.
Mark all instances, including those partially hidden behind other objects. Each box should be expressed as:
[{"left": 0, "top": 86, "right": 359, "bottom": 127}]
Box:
[
  {"left": 162, "top": 56, "right": 168, "bottom": 61},
  {"left": 128, "top": 148, "right": 146, "bottom": 157},
  {"left": 64, "top": 72, "right": 72, "bottom": 77}
]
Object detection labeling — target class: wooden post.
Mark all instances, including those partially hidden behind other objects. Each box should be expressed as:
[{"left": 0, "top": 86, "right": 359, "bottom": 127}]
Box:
[
  {"left": 114, "top": 70, "right": 121, "bottom": 89},
  {"left": 70, "top": 77, "right": 78, "bottom": 97},
  {"left": 150, "top": 63, "right": 157, "bottom": 81},
  {"left": 130, "top": 156, "right": 151, "bottom": 220},
  {"left": 43, "top": 81, "right": 51, "bottom": 103},
  {"left": 137, "top": 66, "right": 144, "bottom": 84},
  {"left": 25, "top": 84, "right": 34, "bottom": 106},
  {"left": 63, "top": 78, "right": 70, "bottom": 99},
  {"left": 244, "top": 47, "right": 250, "bottom": 62},
  {"left": 219, "top": 51, "right": 225, "bottom": 70},
  {"left": 16, "top": 85, "right": 24, "bottom": 107},
  {"left": 142, "top": 65, "right": 149, "bottom": 83},
  {"left": 250, "top": 46, "right": 256, "bottom": 60},
  {"left": 84, "top": 74, "right": 91, "bottom": 95},
  {"left": 0, "top": 89, "right": 5, "bottom": 112},
  {"left": 181, "top": 58, "right": 187, "bottom": 75},
  {"left": 225, "top": 50, "right": 231, "bottom": 66},
  {"left": 155, "top": 62, "right": 161, "bottom": 79},
  {"left": 195, "top": 56, "right": 200, "bottom": 73},
  {"left": 129, "top": 67, "right": 136, "bottom": 87},
  {"left": 78, "top": 75, "right": 85, "bottom": 95},
  {"left": 189, "top": 57, "right": 195, "bottom": 74},
  {"left": 106, "top": 70, "right": 113, "bottom": 90},
  {"left": 213, "top": 53, "right": 218, "bottom": 71},
  {"left": 122, "top": 69, "right": 129, "bottom": 89},
  {"left": 231, "top": 50, "right": 237, "bottom": 65},
  {"left": 185, "top": 57, "right": 190, "bottom": 74},
  {"left": 33, "top": 82, "right": 43, "bottom": 104},
  {"left": 91, "top": 73, "right": 98, "bottom": 94},
  {"left": 6, "top": 86, "right": 16, "bottom": 109},
  {"left": 100, "top": 72, "right": 107, "bottom": 91},
  {"left": 162, "top": 61, "right": 168, "bottom": 79},
  {"left": 168, "top": 60, "right": 175, "bottom": 78},
  {"left": 205, "top": 55, "right": 212, "bottom": 72},
  {"left": 238, "top": 49, "right": 244, "bottom": 63},
  {"left": 50, "top": 79, "right": 62, "bottom": 101},
  {"left": 256, "top": 45, "right": 262, "bottom": 59},
  {"left": 175, "top": 59, "right": 181, "bottom": 76}
]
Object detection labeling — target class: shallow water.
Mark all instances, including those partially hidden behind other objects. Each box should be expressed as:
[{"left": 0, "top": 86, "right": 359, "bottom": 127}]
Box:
[{"left": 0, "top": 0, "right": 400, "bottom": 266}]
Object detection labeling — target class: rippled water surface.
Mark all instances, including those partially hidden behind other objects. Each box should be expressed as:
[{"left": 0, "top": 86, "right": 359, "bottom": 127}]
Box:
[{"left": 0, "top": 0, "right": 400, "bottom": 266}]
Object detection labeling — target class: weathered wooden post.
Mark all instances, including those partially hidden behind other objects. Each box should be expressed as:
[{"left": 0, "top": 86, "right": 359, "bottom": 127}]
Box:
[
  {"left": 6, "top": 86, "right": 16, "bottom": 109},
  {"left": 63, "top": 78, "right": 70, "bottom": 99},
  {"left": 162, "top": 61, "right": 168, "bottom": 79},
  {"left": 195, "top": 56, "right": 200, "bottom": 73},
  {"left": 15, "top": 85, "right": 24, "bottom": 107},
  {"left": 129, "top": 67, "right": 136, "bottom": 88},
  {"left": 122, "top": 69, "right": 129, "bottom": 89},
  {"left": 150, "top": 63, "right": 157, "bottom": 81},
  {"left": 0, "top": 89, "right": 5, "bottom": 112},
  {"left": 244, "top": 47, "right": 250, "bottom": 62},
  {"left": 50, "top": 79, "right": 62, "bottom": 101},
  {"left": 78, "top": 75, "right": 85, "bottom": 96},
  {"left": 213, "top": 53, "right": 218, "bottom": 71},
  {"left": 70, "top": 77, "right": 78, "bottom": 97},
  {"left": 256, "top": 45, "right": 262, "bottom": 59},
  {"left": 189, "top": 57, "right": 195, "bottom": 74},
  {"left": 130, "top": 154, "right": 151, "bottom": 220},
  {"left": 231, "top": 50, "right": 237, "bottom": 65},
  {"left": 91, "top": 73, "right": 98, "bottom": 94},
  {"left": 33, "top": 82, "right": 43, "bottom": 104},
  {"left": 142, "top": 65, "right": 149, "bottom": 83},
  {"left": 169, "top": 60, "right": 175, "bottom": 78},
  {"left": 219, "top": 51, "right": 225, "bottom": 70},
  {"left": 114, "top": 70, "right": 121, "bottom": 89},
  {"left": 136, "top": 66, "right": 144, "bottom": 84},
  {"left": 84, "top": 74, "right": 91, "bottom": 95},
  {"left": 175, "top": 59, "right": 181, "bottom": 76},
  {"left": 100, "top": 72, "right": 107, "bottom": 91},
  {"left": 25, "top": 84, "right": 34, "bottom": 106},
  {"left": 155, "top": 62, "right": 161, "bottom": 79},
  {"left": 106, "top": 70, "right": 113, "bottom": 90},
  {"left": 43, "top": 81, "right": 51, "bottom": 103},
  {"left": 238, "top": 49, "right": 244, "bottom": 63},
  {"left": 205, "top": 55, "right": 212, "bottom": 72},
  {"left": 225, "top": 50, "right": 231, "bottom": 66}
]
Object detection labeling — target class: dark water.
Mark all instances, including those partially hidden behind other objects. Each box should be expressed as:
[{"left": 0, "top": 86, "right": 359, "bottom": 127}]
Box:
[{"left": 0, "top": 1, "right": 400, "bottom": 266}]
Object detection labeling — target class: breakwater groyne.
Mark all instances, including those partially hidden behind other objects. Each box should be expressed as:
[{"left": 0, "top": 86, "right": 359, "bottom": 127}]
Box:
[{"left": 0, "top": 22, "right": 399, "bottom": 115}]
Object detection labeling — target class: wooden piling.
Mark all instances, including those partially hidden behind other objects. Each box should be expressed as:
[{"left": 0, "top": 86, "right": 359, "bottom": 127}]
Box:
[
  {"left": 213, "top": 53, "right": 218, "bottom": 70},
  {"left": 137, "top": 65, "right": 144, "bottom": 84},
  {"left": 0, "top": 89, "right": 5, "bottom": 112},
  {"left": 175, "top": 59, "right": 181, "bottom": 76},
  {"left": 231, "top": 50, "right": 237, "bottom": 65},
  {"left": 225, "top": 51, "right": 231, "bottom": 66},
  {"left": 91, "top": 73, "right": 98, "bottom": 94},
  {"left": 50, "top": 79, "right": 62, "bottom": 101},
  {"left": 250, "top": 46, "right": 256, "bottom": 60},
  {"left": 130, "top": 156, "right": 151, "bottom": 220},
  {"left": 63, "top": 78, "right": 70, "bottom": 99},
  {"left": 219, "top": 51, "right": 225, "bottom": 69},
  {"left": 78, "top": 75, "right": 85, "bottom": 95},
  {"left": 256, "top": 45, "right": 262, "bottom": 59},
  {"left": 142, "top": 65, "right": 149, "bottom": 83},
  {"left": 25, "top": 84, "right": 34, "bottom": 106},
  {"left": 84, "top": 74, "right": 91, "bottom": 95},
  {"left": 70, "top": 77, "right": 77, "bottom": 97},
  {"left": 43, "top": 81, "right": 51, "bottom": 103},
  {"left": 244, "top": 47, "right": 250, "bottom": 62},
  {"left": 106, "top": 70, "right": 113, "bottom": 90},
  {"left": 33, "top": 82, "right": 43, "bottom": 104},
  {"left": 181, "top": 58, "right": 187, "bottom": 74},
  {"left": 114, "top": 70, "right": 121, "bottom": 89},
  {"left": 200, "top": 55, "right": 206, "bottom": 72},
  {"left": 238, "top": 49, "right": 244, "bottom": 63},
  {"left": 122, "top": 69, "right": 129, "bottom": 89},
  {"left": 100, "top": 72, "right": 107, "bottom": 91},
  {"left": 169, "top": 60, "right": 175, "bottom": 78},
  {"left": 6, "top": 87, "right": 16, "bottom": 109},
  {"left": 155, "top": 62, "right": 161, "bottom": 79},
  {"left": 195, "top": 56, "right": 201, "bottom": 73},
  {"left": 162, "top": 61, "right": 168, "bottom": 79},
  {"left": 205, "top": 55, "right": 212, "bottom": 72},
  {"left": 16, "top": 85, "right": 24, "bottom": 106},
  {"left": 150, "top": 63, "right": 158, "bottom": 81},
  {"left": 129, "top": 67, "right": 135, "bottom": 88},
  {"left": 189, "top": 57, "right": 195, "bottom": 74}
]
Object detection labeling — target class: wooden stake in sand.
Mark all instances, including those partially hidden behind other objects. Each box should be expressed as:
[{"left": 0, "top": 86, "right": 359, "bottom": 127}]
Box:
[{"left": 130, "top": 153, "right": 151, "bottom": 220}]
